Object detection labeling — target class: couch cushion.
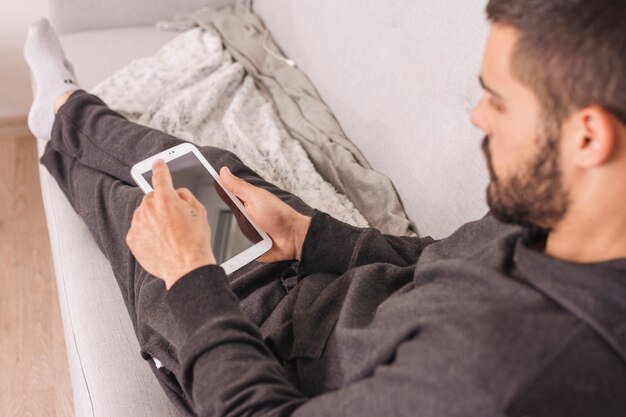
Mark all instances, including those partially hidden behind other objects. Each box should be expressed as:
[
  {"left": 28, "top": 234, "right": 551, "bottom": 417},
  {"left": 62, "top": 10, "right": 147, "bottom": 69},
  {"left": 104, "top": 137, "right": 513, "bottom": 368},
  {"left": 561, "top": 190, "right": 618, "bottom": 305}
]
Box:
[
  {"left": 39, "top": 26, "right": 184, "bottom": 417},
  {"left": 50, "top": 0, "right": 234, "bottom": 34},
  {"left": 60, "top": 26, "right": 181, "bottom": 90},
  {"left": 254, "top": 0, "right": 491, "bottom": 239}
]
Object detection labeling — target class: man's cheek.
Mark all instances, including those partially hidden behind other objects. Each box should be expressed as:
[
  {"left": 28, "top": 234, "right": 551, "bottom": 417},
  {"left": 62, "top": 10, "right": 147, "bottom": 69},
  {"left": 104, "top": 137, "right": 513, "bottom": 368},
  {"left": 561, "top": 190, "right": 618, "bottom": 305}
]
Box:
[{"left": 492, "top": 158, "right": 511, "bottom": 183}]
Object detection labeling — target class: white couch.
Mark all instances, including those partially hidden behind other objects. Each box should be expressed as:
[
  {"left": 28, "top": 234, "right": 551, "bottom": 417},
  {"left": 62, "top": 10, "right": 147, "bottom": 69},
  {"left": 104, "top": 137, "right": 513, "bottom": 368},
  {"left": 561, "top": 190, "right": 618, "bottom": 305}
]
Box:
[{"left": 38, "top": 0, "right": 489, "bottom": 415}]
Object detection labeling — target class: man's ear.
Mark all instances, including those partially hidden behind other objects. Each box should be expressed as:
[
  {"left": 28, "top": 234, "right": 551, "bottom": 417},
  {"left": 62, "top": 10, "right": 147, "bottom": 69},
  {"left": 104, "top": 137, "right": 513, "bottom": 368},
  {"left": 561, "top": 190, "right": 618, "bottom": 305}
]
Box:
[{"left": 572, "top": 106, "right": 617, "bottom": 168}]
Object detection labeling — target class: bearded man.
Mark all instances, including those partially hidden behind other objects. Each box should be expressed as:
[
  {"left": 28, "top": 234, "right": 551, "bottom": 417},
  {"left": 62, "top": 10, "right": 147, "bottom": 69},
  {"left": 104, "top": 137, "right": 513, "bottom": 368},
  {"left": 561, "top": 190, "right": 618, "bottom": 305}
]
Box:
[{"left": 24, "top": 0, "right": 626, "bottom": 415}]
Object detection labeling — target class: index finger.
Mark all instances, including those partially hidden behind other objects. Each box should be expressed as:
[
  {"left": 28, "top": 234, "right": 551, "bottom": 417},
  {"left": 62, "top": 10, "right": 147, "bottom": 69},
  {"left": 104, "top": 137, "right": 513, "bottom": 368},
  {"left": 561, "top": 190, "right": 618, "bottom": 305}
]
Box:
[{"left": 151, "top": 159, "right": 175, "bottom": 194}]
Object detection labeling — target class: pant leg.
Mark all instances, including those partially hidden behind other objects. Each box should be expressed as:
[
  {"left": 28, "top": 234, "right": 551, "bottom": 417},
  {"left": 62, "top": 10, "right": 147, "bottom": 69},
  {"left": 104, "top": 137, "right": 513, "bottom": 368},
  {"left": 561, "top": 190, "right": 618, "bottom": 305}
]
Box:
[
  {"left": 42, "top": 91, "right": 315, "bottom": 412},
  {"left": 50, "top": 90, "right": 313, "bottom": 218},
  {"left": 42, "top": 147, "right": 304, "bottom": 414},
  {"left": 40, "top": 147, "right": 196, "bottom": 412},
  {"left": 47, "top": 89, "right": 315, "bottom": 324}
]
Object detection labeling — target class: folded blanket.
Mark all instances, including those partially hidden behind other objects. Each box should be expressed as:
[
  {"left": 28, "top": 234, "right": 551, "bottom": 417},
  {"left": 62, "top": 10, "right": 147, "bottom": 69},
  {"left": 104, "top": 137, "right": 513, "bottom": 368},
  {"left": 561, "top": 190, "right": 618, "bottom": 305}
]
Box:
[
  {"left": 92, "top": 27, "right": 368, "bottom": 227},
  {"left": 157, "top": 5, "right": 418, "bottom": 236}
]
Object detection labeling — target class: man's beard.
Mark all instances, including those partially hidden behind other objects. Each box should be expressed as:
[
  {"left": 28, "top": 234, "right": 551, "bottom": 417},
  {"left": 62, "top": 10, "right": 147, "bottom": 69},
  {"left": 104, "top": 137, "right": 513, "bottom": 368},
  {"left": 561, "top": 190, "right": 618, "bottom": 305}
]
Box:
[{"left": 481, "top": 131, "right": 570, "bottom": 231}]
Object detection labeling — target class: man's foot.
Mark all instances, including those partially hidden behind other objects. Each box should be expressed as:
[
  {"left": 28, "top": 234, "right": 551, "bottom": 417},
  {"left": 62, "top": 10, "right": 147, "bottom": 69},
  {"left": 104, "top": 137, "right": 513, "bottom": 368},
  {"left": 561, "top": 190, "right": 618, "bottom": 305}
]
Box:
[{"left": 23, "top": 18, "right": 80, "bottom": 140}]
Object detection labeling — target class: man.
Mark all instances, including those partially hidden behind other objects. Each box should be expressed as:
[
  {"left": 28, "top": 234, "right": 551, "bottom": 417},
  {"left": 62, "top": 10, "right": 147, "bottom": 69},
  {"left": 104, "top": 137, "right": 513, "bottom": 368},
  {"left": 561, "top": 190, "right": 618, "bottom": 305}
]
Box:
[{"left": 24, "top": 0, "right": 626, "bottom": 415}]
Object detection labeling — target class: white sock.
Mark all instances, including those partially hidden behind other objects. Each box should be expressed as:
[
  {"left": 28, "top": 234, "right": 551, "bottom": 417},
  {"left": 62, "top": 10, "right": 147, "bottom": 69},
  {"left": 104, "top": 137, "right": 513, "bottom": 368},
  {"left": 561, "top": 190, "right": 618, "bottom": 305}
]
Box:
[{"left": 23, "top": 18, "right": 80, "bottom": 140}]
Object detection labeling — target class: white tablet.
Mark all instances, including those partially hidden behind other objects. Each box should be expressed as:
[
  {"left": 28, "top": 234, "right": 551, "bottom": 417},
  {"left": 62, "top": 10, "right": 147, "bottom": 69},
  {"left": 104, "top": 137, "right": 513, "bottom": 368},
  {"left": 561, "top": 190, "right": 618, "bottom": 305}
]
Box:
[{"left": 130, "top": 143, "right": 272, "bottom": 275}]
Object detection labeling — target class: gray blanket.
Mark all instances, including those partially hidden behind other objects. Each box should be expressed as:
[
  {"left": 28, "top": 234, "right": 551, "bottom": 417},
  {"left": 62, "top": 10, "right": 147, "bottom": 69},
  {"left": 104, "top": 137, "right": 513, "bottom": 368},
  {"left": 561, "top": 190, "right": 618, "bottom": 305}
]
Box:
[{"left": 159, "top": 5, "right": 418, "bottom": 236}]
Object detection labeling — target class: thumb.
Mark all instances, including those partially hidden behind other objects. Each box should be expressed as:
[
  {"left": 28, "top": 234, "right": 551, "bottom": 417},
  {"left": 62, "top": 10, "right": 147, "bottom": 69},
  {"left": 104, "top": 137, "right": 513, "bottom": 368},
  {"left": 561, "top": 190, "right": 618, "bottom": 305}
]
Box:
[{"left": 220, "top": 166, "right": 254, "bottom": 200}]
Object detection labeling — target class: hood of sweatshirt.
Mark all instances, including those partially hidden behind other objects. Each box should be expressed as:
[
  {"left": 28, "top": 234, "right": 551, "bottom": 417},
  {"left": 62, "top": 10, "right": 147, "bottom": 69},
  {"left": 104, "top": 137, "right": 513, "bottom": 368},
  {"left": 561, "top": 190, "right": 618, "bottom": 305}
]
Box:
[{"left": 514, "top": 238, "right": 626, "bottom": 364}]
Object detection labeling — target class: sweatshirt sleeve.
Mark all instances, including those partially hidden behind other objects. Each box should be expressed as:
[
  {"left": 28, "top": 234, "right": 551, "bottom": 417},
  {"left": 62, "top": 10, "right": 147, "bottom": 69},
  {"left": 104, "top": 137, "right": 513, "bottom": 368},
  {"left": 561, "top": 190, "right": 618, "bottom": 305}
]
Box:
[
  {"left": 166, "top": 264, "right": 493, "bottom": 417},
  {"left": 295, "top": 209, "right": 436, "bottom": 275},
  {"left": 165, "top": 264, "right": 307, "bottom": 417}
]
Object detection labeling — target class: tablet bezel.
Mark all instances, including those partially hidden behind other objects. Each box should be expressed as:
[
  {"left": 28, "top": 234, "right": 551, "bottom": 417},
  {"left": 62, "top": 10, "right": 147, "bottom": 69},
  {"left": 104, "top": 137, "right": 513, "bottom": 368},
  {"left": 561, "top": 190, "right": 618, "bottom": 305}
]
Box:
[{"left": 130, "top": 143, "right": 272, "bottom": 275}]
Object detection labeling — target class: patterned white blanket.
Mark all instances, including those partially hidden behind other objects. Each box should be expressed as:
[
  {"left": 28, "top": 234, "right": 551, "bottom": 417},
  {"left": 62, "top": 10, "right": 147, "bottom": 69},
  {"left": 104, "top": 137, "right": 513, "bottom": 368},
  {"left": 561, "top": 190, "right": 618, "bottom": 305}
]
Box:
[{"left": 92, "top": 27, "right": 368, "bottom": 227}]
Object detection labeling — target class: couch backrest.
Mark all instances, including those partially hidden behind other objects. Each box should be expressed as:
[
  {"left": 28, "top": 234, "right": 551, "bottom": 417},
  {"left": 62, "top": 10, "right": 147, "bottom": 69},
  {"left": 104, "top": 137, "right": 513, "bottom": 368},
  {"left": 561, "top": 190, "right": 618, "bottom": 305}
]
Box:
[
  {"left": 254, "top": 0, "right": 491, "bottom": 238},
  {"left": 49, "top": 0, "right": 235, "bottom": 34}
]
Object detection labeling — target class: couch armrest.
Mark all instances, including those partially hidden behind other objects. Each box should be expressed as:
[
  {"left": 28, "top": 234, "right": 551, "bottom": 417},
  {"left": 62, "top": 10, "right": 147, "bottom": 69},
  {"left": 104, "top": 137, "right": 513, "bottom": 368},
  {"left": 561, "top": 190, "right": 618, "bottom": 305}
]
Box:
[{"left": 48, "top": 0, "right": 237, "bottom": 34}]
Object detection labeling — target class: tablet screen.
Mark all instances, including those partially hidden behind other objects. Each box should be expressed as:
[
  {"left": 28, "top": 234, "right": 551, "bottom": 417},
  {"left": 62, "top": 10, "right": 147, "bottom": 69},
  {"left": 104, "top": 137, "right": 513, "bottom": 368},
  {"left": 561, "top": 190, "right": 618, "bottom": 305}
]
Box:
[{"left": 142, "top": 151, "right": 263, "bottom": 264}]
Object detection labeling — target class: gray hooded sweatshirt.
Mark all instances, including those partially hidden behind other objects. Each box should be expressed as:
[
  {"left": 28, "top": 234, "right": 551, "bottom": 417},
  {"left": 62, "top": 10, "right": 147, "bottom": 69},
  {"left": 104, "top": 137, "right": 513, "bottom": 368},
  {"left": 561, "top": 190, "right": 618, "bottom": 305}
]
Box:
[{"left": 165, "top": 210, "right": 626, "bottom": 417}]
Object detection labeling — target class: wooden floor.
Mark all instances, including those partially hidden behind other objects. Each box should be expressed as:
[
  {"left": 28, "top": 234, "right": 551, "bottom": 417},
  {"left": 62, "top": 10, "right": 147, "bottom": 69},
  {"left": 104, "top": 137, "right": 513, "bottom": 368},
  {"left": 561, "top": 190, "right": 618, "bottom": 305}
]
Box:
[{"left": 0, "top": 117, "right": 74, "bottom": 417}]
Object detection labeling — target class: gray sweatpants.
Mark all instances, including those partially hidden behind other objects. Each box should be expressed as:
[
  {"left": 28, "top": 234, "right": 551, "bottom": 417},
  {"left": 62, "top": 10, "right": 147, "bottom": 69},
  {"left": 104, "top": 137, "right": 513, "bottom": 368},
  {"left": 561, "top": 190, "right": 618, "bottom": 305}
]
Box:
[{"left": 40, "top": 90, "right": 314, "bottom": 415}]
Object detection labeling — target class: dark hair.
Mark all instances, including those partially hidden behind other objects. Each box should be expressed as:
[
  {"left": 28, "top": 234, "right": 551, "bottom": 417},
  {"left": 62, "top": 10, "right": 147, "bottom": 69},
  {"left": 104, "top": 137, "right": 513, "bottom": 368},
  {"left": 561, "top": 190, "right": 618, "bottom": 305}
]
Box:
[{"left": 486, "top": 0, "right": 626, "bottom": 128}]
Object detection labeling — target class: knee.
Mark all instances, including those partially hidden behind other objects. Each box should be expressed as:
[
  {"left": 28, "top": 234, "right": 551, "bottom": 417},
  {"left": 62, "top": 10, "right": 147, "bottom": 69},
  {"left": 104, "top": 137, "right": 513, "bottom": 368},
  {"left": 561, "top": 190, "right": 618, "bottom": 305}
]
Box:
[
  {"left": 200, "top": 147, "right": 239, "bottom": 167},
  {"left": 200, "top": 147, "right": 252, "bottom": 179}
]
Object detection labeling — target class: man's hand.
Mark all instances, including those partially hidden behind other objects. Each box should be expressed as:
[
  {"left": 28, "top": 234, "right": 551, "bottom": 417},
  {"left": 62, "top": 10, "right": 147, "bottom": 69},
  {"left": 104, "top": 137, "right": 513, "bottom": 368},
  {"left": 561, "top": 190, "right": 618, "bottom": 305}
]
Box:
[
  {"left": 126, "top": 159, "right": 216, "bottom": 289},
  {"left": 220, "top": 166, "right": 312, "bottom": 263}
]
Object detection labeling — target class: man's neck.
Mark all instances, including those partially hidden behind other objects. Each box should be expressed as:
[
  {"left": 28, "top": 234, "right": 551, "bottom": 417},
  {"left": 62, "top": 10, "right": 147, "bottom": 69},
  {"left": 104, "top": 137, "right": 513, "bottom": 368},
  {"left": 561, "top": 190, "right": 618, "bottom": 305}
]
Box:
[{"left": 545, "top": 205, "right": 626, "bottom": 264}]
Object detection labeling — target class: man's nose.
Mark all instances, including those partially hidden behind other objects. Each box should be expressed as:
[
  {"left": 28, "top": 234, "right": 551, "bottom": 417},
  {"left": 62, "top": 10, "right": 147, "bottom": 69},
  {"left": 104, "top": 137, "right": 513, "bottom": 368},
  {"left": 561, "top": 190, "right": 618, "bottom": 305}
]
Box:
[{"left": 470, "top": 95, "right": 488, "bottom": 132}]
